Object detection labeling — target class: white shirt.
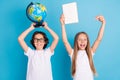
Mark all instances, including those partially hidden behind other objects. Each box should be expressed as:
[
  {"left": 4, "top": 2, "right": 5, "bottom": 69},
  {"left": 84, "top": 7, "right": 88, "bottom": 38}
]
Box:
[
  {"left": 24, "top": 47, "right": 54, "bottom": 80},
  {"left": 70, "top": 50, "right": 94, "bottom": 80}
]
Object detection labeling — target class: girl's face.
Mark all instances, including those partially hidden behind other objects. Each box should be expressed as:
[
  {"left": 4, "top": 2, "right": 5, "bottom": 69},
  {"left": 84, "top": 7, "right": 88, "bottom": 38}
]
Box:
[
  {"left": 77, "top": 34, "right": 88, "bottom": 50},
  {"left": 33, "top": 34, "right": 45, "bottom": 50}
]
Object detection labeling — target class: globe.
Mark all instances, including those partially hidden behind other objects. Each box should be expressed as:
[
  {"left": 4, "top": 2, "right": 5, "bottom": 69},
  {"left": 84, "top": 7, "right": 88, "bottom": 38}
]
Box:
[{"left": 26, "top": 2, "right": 47, "bottom": 27}]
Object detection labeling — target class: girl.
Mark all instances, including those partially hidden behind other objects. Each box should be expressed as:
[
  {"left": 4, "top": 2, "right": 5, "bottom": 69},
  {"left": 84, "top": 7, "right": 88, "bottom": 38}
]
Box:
[
  {"left": 18, "top": 22, "right": 59, "bottom": 80},
  {"left": 60, "top": 14, "right": 106, "bottom": 80}
]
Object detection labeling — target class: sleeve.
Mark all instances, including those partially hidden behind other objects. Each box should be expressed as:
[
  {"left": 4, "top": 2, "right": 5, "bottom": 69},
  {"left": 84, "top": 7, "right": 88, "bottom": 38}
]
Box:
[
  {"left": 45, "top": 47, "right": 54, "bottom": 57},
  {"left": 24, "top": 47, "right": 34, "bottom": 57}
]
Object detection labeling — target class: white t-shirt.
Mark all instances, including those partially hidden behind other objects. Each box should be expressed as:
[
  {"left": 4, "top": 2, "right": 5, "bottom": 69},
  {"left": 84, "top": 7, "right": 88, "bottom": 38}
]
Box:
[
  {"left": 24, "top": 47, "right": 54, "bottom": 80},
  {"left": 70, "top": 50, "right": 94, "bottom": 80}
]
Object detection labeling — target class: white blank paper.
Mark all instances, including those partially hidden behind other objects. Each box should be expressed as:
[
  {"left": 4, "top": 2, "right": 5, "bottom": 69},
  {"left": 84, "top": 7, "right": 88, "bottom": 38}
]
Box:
[{"left": 62, "top": 2, "right": 79, "bottom": 24}]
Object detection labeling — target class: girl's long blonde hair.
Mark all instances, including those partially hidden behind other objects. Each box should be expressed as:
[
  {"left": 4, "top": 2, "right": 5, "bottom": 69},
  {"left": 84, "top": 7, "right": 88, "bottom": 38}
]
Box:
[{"left": 72, "top": 32, "right": 96, "bottom": 76}]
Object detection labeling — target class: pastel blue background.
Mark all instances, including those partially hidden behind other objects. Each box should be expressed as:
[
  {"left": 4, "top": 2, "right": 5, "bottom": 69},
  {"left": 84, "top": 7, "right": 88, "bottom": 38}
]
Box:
[{"left": 0, "top": 0, "right": 120, "bottom": 80}]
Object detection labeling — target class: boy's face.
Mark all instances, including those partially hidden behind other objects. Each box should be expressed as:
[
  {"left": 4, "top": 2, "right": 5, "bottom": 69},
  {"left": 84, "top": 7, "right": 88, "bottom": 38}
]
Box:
[
  {"left": 77, "top": 34, "right": 88, "bottom": 50},
  {"left": 33, "top": 34, "right": 45, "bottom": 50}
]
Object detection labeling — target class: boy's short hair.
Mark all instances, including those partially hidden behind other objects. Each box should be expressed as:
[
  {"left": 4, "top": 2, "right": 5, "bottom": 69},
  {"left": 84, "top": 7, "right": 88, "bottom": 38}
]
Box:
[{"left": 30, "top": 31, "right": 49, "bottom": 49}]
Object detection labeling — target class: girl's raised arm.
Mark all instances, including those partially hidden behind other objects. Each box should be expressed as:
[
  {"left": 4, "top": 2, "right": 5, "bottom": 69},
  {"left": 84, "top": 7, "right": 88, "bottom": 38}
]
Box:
[
  {"left": 91, "top": 15, "right": 106, "bottom": 54},
  {"left": 18, "top": 23, "right": 35, "bottom": 53},
  {"left": 43, "top": 22, "right": 59, "bottom": 53},
  {"left": 60, "top": 14, "right": 73, "bottom": 55}
]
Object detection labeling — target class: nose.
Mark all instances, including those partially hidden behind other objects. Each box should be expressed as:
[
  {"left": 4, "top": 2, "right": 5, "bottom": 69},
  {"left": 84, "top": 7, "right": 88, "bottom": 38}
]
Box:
[
  {"left": 81, "top": 39, "right": 84, "bottom": 43},
  {"left": 37, "top": 40, "right": 41, "bottom": 43},
  {"left": 37, "top": 40, "right": 43, "bottom": 43}
]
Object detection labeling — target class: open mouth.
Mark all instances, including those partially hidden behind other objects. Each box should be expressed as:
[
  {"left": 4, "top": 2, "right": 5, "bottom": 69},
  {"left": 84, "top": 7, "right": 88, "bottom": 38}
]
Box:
[{"left": 80, "top": 44, "right": 85, "bottom": 48}]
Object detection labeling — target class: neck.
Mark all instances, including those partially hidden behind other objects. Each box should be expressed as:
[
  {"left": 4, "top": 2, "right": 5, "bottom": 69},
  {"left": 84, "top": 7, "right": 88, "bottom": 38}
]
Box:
[{"left": 36, "top": 47, "right": 43, "bottom": 50}]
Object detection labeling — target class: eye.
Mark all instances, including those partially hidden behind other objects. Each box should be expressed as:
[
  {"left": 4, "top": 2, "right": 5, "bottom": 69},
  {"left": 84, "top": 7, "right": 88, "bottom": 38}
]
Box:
[
  {"left": 78, "top": 38, "right": 81, "bottom": 41},
  {"left": 34, "top": 38, "right": 45, "bottom": 42},
  {"left": 84, "top": 39, "right": 87, "bottom": 41}
]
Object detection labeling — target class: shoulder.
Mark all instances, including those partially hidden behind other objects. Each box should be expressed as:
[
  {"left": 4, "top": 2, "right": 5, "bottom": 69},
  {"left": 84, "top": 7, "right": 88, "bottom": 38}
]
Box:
[
  {"left": 91, "top": 49, "right": 95, "bottom": 56},
  {"left": 24, "top": 47, "right": 35, "bottom": 57},
  {"left": 69, "top": 49, "right": 74, "bottom": 59},
  {"left": 44, "top": 47, "right": 54, "bottom": 56}
]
